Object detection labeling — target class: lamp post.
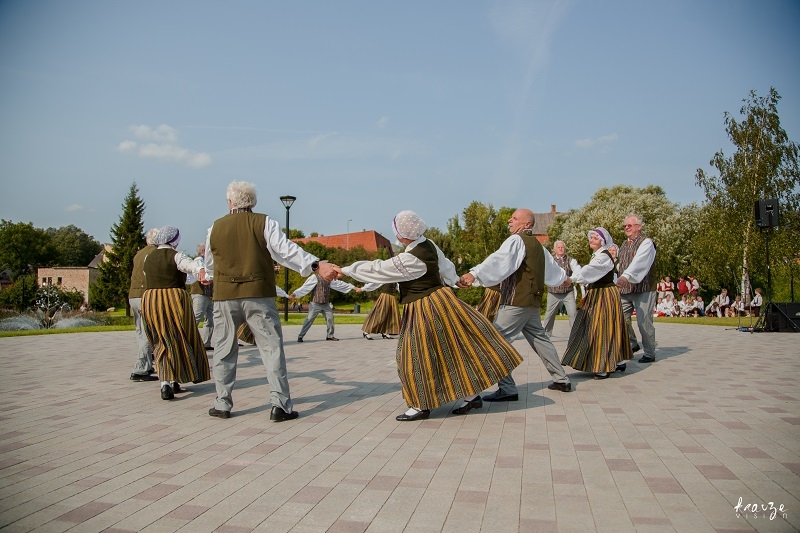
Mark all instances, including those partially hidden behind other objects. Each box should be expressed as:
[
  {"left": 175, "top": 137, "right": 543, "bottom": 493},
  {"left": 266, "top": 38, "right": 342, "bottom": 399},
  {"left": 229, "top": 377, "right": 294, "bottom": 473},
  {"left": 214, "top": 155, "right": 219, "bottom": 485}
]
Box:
[
  {"left": 280, "top": 195, "right": 296, "bottom": 322},
  {"left": 346, "top": 219, "right": 352, "bottom": 250}
]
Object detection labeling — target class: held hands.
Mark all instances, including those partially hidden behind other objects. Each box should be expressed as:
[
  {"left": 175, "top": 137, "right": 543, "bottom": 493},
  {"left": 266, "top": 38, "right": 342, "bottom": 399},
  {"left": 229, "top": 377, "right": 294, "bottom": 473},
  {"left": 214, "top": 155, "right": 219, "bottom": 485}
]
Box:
[
  {"left": 616, "top": 276, "right": 631, "bottom": 290},
  {"left": 199, "top": 268, "right": 211, "bottom": 285},
  {"left": 316, "top": 261, "right": 342, "bottom": 282},
  {"left": 456, "top": 273, "right": 476, "bottom": 288}
]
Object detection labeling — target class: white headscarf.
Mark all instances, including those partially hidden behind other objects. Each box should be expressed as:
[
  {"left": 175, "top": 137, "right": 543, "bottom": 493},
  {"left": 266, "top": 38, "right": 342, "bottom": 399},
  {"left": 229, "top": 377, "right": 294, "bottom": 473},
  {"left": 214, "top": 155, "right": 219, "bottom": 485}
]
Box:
[
  {"left": 154, "top": 226, "right": 181, "bottom": 248},
  {"left": 392, "top": 210, "right": 427, "bottom": 241},
  {"left": 587, "top": 227, "right": 613, "bottom": 250}
]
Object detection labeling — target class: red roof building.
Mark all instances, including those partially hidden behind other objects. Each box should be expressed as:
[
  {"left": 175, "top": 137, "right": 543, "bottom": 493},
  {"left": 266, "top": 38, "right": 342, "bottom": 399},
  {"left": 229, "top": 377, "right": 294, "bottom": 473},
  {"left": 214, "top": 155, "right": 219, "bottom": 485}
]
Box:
[{"left": 294, "top": 230, "right": 393, "bottom": 254}]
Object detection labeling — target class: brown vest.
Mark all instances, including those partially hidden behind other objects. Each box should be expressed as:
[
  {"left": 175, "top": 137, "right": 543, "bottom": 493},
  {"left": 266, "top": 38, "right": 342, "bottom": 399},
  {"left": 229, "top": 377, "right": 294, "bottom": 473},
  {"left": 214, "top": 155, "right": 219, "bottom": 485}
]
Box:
[
  {"left": 143, "top": 248, "right": 187, "bottom": 289},
  {"left": 190, "top": 280, "right": 213, "bottom": 297},
  {"left": 617, "top": 234, "right": 654, "bottom": 294},
  {"left": 311, "top": 274, "right": 332, "bottom": 304},
  {"left": 398, "top": 240, "right": 444, "bottom": 304},
  {"left": 128, "top": 244, "right": 156, "bottom": 298},
  {"left": 499, "top": 233, "right": 545, "bottom": 308},
  {"left": 209, "top": 212, "right": 277, "bottom": 300},
  {"left": 548, "top": 254, "right": 575, "bottom": 294}
]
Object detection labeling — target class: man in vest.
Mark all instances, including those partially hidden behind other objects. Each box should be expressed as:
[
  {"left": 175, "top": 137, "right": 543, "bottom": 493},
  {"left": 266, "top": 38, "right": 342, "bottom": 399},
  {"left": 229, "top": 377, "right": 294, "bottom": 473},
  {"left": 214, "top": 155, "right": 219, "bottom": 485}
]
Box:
[
  {"left": 204, "top": 181, "right": 339, "bottom": 421},
  {"left": 542, "top": 240, "right": 581, "bottom": 338},
  {"left": 128, "top": 227, "right": 159, "bottom": 382},
  {"left": 616, "top": 213, "right": 657, "bottom": 363},
  {"left": 457, "top": 208, "right": 573, "bottom": 406},
  {"left": 190, "top": 242, "right": 214, "bottom": 350},
  {"left": 291, "top": 274, "right": 359, "bottom": 342}
]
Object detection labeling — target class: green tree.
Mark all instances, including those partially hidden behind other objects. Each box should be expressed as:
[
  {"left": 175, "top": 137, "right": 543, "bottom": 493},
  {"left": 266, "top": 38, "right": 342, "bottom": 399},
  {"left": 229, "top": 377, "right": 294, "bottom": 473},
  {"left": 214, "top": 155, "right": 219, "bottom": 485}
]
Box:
[
  {"left": 0, "top": 220, "right": 58, "bottom": 277},
  {"left": 546, "top": 185, "right": 692, "bottom": 285},
  {"left": 0, "top": 274, "right": 38, "bottom": 311},
  {"left": 446, "top": 202, "right": 515, "bottom": 270},
  {"left": 93, "top": 183, "right": 146, "bottom": 314},
  {"left": 45, "top": 225, "right": 103, "bottom": 266},
  {"left": 695, "top": 87, "right": 800, "bottom": 300}
]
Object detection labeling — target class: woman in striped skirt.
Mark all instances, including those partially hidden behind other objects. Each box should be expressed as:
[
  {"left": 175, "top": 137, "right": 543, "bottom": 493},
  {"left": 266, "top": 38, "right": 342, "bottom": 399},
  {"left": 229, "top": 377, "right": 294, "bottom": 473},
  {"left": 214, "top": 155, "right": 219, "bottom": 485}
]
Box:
[
  {"left": 341, "top": 211, "right": 523, "bottom": 421},
  {"left": 142, "top": 226, "right": 210, "bottom": 400},
  {"left": 360, "top": 282, "right": 400, "bottom": 339},
  {"left": 561, "top": 227, "right": 631, "bottom": 379},
  {"left": 474, "top": 285, "right": 501, "bottom": 323}
]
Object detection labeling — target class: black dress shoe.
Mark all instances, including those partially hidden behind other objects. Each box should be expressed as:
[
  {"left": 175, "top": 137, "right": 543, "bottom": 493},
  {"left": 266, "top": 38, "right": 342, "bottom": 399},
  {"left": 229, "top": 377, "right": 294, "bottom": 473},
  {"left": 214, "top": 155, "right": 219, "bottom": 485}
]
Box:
[
  {"left": 208, "top": 408, "right": 230, "bottom": 419},
  {"left": 547, "top": 382, "right": 572, "bottom": 392},
  {"left": 326, "top": 337, "right": 339, "bottom": 341},
  {"left": 270, "top": 406, "right": 299, "bottom": 422},
  {"left": 363, "top": 333, "right": 373, "bottom": 340},
  {"left": 205, "top": 346, "right": 214, "bottom": 351},
  {"left": 638, "top": 355, "right": 655, "bottom": 363},
  {"left": 616, "top": 362, "right": 627, "bottom": 372},
  {"left": 297, "top": 337, "right": 303, "bottom": 343},
  {"left": 381, "top": 334, "right": 393, "bottom": 339},
  {"left": 593, "top": 373, "right": 610, "bottom": 380},
  {"left": 632, "top": 344, "right": 641, "bottom": 353},
  {"left": 452, "top": 396, "right": 483, "bottom": 415},
  {"left": 172, "top": 382, "right": 183, "bottom": 393},
  {"left": 483, "top": 390, "right": 519, "bottom": 402},
  {"left": 395, "top": 409, "right": 430, "bottom": 421},
  {"left": 160, "top": 384, "right": 174, "bottom": 400},
  {"left": 130, "top": 373, "right": 159, "bottom": 382}
]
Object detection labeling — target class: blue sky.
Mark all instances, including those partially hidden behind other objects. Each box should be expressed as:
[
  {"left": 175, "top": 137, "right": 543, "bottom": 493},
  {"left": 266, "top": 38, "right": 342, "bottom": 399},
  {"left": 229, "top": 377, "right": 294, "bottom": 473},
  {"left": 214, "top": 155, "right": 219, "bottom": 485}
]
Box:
[{"left": 1, "top": 0, "right": 798, "bottom": 255}]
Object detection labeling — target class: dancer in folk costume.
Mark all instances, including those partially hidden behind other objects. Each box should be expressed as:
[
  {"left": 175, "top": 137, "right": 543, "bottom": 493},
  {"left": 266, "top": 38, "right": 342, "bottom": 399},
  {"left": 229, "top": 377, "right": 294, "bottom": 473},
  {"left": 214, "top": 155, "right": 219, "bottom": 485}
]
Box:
[
  {"left": 141, "top": 226, "right": 211, "bottom": 400},
  {"left": 561, "top": 228, "right": 631, "bottom": 379},
  {"left": 341, "top": 210, "right": 523, "bottom": 421},
  {"left": 360, "top": 281, "right": 401, "bottom": 340}
]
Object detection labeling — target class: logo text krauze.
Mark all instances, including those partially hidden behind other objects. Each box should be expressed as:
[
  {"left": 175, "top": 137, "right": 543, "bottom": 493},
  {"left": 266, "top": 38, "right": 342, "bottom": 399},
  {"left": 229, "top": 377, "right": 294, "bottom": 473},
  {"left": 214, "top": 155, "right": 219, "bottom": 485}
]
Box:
[{"left": 734, "top": 497, "right": 787, "bottom": 520}]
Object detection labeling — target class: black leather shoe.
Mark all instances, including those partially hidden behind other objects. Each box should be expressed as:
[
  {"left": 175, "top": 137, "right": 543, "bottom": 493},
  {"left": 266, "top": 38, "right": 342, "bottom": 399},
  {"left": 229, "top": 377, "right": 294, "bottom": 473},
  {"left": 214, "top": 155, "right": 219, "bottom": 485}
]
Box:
[
  {"left": 270, "top": 406, "right": 299, "bottom": 422},
  {"left": 172, "top": 382, "right": 183, "bottom": 393},
  {"left": 638, "top": 355, "right": 655, "bottom": 363},
  {"left": 594, "top": 373, "right": 610, "bottom": 380},
  {"left": 326, "top": 337, "right": 339, "bottom": 341},
  {"left": 632, "top": 344, "right": 641, "bottom": 353},
  {"left": 381, "top": 334, "right": 393, "bottom": 339},
  {"left": 452, "top": 396, "right": 483, "bottom": 415},
  {"left": 616, "top": 362, "right": 627, "bottom": 373},
  {"left": 160, "top": 384, "right": 174, "bottom": 400},
  {"left": 483, "top": 390, "right": 519, "bottom": 402},
  {"left": 396, "top": 409, "right": 430, "bottom": 421},
  {"left": 208, "top": 408, "right": 230, "bottom": 419},
  {"left": 130, "top": 373, "right": 159, "bottom": 382},
  {"left": 547, "top": 382, "right": 572, "bottom": 392},
  {"left": 205, "top": 346, "right": 214, "bottom": 351},
  {"left": 363, "top": 333, "right": 373, "bottom": 340},
  {"left": 297, "top": 337, "right": 303, "bottom": 343}
]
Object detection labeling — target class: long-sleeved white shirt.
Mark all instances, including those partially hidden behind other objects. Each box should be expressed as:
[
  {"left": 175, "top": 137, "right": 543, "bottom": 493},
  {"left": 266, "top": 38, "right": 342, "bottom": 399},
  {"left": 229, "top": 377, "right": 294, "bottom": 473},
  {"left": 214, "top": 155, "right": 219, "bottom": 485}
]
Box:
[
  {"left": 469, "top": 234, "right": 567, "bottom": 288},
  {"left": 570, "top": 248, "right": 613, "bottom": 285},
  {"left": 341, "top": 237, "right": 459, "bottom": 286},
  {"left": 291, "top": 275, "right": 355, "bottom": 298},
  {"left": 619, "top": 238, "right": 656, "bottom": 284},
  {"left": 750, "top": 293, "right": 763, "bottom": 307},
  {"left": 147, "top": 245, "right": 203, "bottom": 277},
  {"left": 203, "top": 215, "right": 318, "bottom": 281},
  {"left": 361, "top": 282, "right": 399, "bottom": 292}
]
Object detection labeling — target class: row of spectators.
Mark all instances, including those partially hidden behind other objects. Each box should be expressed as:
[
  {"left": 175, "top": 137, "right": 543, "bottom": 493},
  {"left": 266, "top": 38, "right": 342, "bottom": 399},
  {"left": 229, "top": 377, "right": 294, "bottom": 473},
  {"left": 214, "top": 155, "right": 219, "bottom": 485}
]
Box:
[{"left": 653, "top": 286, "right": 763, "bottom": 318}]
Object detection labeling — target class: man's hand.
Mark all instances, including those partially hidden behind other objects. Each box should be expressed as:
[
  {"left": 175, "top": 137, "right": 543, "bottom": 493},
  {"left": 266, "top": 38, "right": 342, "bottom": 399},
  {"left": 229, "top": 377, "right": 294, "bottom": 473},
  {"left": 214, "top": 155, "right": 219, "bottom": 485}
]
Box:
[
  {"left": 199, "top": 268, "right": 211, "bottom": 285},
  {"left": 317, "top": 261, "right": 340, "bottom": 282},
  {"left": 354, "top": 287, "right": 362, "bottom": 293},
  {"left": 562, "top": 278, "right": 572, "bottom": 288},
  {"left": 616, "top": 276, "right": 631, "bottom": 290},
  {"left": 457, "top": 273, "right": 476, "bottom": 288}
]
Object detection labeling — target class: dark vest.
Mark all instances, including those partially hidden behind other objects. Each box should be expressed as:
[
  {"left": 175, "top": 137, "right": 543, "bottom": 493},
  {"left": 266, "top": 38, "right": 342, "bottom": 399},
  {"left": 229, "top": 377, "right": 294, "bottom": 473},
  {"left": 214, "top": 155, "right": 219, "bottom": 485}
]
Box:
[
  {"left": 617, "top": 234, "right": 654, "bottom": 294},
  {"left": 311, "top": 274, "right": 332, "bottom": 304},
  {"left": 548, "top": 254, "right": 575, "bottom": 294},
  {"left": 499, "top": 233, "right": 545, "bottom": 308},
  {"left": 398, "top": 240, "right": 444, "bottom": 304},
  {"left": 143, "top": 248, "right": 186, "bottom": 289},
  {"left": 587, "top": 250, "right": 617, "bottom": 289},
  {"left": 209, "top": 212, "right": 277, "bottom": 300},
  {"left": 128, "top": 244, "right": 155, "bottom": 298},
  {"left": 190, "top": 280, "right": 213, "bottom": 297},
  {"left": 380, "top": 283, "right": 398, "bottom": 295}
]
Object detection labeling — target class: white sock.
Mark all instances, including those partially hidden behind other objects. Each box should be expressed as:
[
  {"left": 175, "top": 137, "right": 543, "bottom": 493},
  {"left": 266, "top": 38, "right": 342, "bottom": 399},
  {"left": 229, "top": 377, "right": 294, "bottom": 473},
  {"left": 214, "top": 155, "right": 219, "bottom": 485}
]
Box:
[
  {"left": 161, "top": 381, "right": 170, "bottom": 387},
  {"left": 596, "top": 372, "right": 609, "bottom": 377},
  {"left": 404, "top": 407, "right": 422, "bottom": 416}
]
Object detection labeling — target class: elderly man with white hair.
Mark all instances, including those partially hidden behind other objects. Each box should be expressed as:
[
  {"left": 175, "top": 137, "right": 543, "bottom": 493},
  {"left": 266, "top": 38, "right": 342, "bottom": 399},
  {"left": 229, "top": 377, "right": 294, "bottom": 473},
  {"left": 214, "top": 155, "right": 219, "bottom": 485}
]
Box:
[
  {"left": 128, "top": 227, "right": 159, "bottom": 382},
  {"left": 542, "top": 240, "right": 581, "bottom": 338},
  {"left": 204, "top": 180, "right": 340, "bottom": 421}
]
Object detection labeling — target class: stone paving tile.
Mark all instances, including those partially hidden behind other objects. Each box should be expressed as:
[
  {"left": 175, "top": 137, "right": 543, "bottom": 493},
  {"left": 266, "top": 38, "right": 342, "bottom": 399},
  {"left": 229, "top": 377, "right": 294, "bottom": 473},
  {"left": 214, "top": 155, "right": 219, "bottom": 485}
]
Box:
[{"left": 1, "top": 322, "right": 799, "bottom": 532}]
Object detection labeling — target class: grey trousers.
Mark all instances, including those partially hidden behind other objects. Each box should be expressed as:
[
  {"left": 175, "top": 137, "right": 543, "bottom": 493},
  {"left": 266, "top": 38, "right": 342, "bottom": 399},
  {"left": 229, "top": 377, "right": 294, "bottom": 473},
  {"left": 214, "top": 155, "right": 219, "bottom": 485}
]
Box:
[
  {"left": 542, "top": 291, "right": 577, "bottom": 337},
  {"left": 492, "top": 305, "right": 570, "bottom": 394},
  {"left": 620, "top": 291, "right": 657, "bottom": 359},
  {"left": 211, "top": 298, "right": 292, "bottom": 413},
  {"left": 297, "top": 302, "right": 335, "bottom": 339},
  {"left": 192, "top": 293, "right": 214, "bottom": 348},
  {"left": 129, "top": 297, "right": 153, "bottom": 374}
]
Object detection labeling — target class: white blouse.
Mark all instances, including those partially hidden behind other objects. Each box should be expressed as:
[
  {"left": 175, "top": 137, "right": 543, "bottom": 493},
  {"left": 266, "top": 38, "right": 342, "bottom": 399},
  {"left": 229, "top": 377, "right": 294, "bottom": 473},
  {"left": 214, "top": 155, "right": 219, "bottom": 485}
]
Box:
[
  {"left": 469, "top": 234, "right": 567, "bottom": 288},
  {"left": 342, "top": 237, "right": 458, "bottom": 286},
  {"left": 570, "top": 248, "right": 614, "bottom": 285}
]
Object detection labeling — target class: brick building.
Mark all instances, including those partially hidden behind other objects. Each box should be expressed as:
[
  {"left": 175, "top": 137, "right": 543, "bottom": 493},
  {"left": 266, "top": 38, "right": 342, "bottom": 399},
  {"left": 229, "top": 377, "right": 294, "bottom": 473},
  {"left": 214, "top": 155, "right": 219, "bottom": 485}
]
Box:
[
  {"left": 35, "top": 245, "right": 109, "bottom": 306},
  {"left": 294, "top": 230, "right": 393, "bottom": 254}
]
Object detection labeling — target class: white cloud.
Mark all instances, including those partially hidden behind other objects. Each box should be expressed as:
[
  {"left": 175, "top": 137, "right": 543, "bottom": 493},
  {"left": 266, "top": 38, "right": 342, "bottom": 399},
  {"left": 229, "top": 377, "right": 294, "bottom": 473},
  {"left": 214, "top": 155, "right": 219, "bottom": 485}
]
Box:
[
  {"left": 377, "top": 116, "right": 389, "bottom": 128},
  {"left": 64, "top": 204, "right": 84, "bottom": 212},
  {"left": 117, "top": 124, "right": 212, "bottom": 168},
  {"left": 575, "top": 133, "right": 618, "bottom": 150}
]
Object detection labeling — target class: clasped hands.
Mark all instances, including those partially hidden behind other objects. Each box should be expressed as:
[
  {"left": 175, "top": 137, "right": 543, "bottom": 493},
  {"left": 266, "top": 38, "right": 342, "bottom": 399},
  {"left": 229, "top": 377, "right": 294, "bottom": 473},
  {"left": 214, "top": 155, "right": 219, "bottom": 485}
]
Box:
[{"left": 316, "top": 261, "right": 344, "bottom": 282}]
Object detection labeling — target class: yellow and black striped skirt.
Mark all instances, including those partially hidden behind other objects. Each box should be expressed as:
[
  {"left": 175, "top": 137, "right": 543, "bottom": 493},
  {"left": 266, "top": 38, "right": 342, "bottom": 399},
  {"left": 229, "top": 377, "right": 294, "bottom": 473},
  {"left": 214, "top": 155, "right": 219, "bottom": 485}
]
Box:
[
  {"left": 475, "top": 286, "right": 501, "bottom": 324},
  {"left": 362, "top": 293, "right": 401, "bottom": 335},
  {"left": 397, "top": 287, "right": 523, "bottom": 410},
  {"left": 142, "top": 288, "right": 210, "bottom": 384},
  {"left": 561, "top": 285, "right": 631, "bottom": 373}
]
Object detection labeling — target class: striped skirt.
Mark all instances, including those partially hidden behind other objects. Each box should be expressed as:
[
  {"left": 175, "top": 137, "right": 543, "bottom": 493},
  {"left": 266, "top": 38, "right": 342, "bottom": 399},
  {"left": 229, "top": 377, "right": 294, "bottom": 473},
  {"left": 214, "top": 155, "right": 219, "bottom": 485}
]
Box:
[
  {"left": 362, "top": 293, "right": 401, "bottom": 335},
  {"left": 237, "top": 323, "right": 255, "bottom": 345},
  {"left": 561, "top": 285, "right": 631, "bottom": 373},
  {"left": 142, "top": 288, "right": 210, "bottom": 384},
  {"left": 397, "top": 287, "right": 523, "bottom": 410},
  {"left": 475, "top": 287, "right": 501, "bottom": 323}
]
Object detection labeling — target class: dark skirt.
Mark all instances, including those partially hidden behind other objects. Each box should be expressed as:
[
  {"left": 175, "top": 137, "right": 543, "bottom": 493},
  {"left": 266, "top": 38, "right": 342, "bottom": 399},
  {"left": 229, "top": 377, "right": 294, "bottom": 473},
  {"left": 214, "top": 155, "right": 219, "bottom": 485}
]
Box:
[
  {"left": 237, "top": 323, "right": 255, "bottom": 344},
  {"left": 397, "top": 287, "right": 523, "bottom": 410},
  {"left": 475, "top": 287, "right": 501, "bottom": 323},
  {"left": 362, "top": 293, "right": 401, "bottom": 335},
  {"left": 142, "top": 288, "right": 210, "bottom": 384},
  {"left": 561, "top": 285, "right": 631, "bottom": 373}
]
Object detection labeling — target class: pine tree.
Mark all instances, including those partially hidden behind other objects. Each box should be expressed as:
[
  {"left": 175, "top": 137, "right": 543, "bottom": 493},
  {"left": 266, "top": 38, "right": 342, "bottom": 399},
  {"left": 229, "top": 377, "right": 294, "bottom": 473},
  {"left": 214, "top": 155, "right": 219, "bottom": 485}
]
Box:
[{"left": 93, "top": 183, "right": 146, "bottom": 314}]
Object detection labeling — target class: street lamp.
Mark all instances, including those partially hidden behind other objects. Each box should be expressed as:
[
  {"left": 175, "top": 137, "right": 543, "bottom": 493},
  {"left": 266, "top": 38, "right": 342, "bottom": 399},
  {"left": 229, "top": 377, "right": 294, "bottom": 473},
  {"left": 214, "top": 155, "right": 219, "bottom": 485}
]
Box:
[
  {"left": 346, "top": 219, "right": 352, "bottom": 250},
  {"left": 280, "top": 195, "right": 296, "bottom": 322}
]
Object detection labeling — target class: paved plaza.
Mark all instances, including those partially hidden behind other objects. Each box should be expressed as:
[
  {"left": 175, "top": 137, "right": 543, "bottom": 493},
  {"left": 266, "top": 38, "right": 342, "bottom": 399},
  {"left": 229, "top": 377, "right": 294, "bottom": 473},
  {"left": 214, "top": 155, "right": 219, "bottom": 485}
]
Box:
[{"left": 0, "top": 321, "right": 798, "bottom": 532}]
